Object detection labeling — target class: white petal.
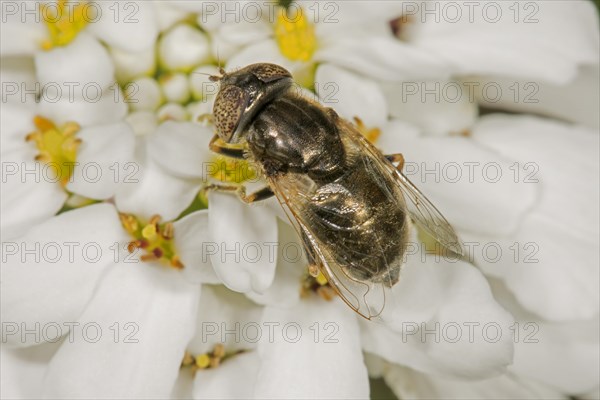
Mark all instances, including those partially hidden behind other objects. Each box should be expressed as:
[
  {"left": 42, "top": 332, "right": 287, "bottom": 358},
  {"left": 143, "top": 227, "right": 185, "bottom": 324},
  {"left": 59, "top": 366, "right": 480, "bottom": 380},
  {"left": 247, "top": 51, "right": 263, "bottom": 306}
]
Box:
[
  {"left": 0, "top": 58, "right": 38, "bottom": 128},
  {"left": 471, "top": 114, "right": 599, "bottom": 320},
  {"left": 384, "top": 363, "right": 566, "bottom": 400},
  {"left": 361, "top": 256, "right": 514, "bottom": 379},
  {"left": 43, "top": 262, "right": 199, "bottom": 399},
  {"left": 1, "top": 70, "right": 39, "bottom": 157},
  {"left": 316, "top": 64, "right": 388, "bottom": 128},
  {"left": 245, "top": 219, "right": 305, "bottom": 307},
  {"left": 209, "top": 18, "right": 271, "bottom": 44},
  {"left": 375, "top": 119, "right": 421, "bottom": 151},
  {"left": 125, "top": 110, "right": 158, "bottom": 137},
  {"left": 157, "top": 103, "right": 189, "bottom": 123},
  {"left": 128, "top": 76, "right": 163, "bottom": 112},
  {"left": 471, "top": 64, "right": 600, "bottom": 130},
  {"left": 0, "top": 342, "right": 61, "bottom": 399},
  {"left": 315, "top": 35, "right": 451, "bottom": 81},
  {"left": 490, "top": 280, "right": 600, "bottom": 395},
  {"left": 38, "top": 87, "right": 128, "bottom": 128},
  {"left": 114, "top": 154, "right": 199, "bottom": 221},
  {"left": 66, "top": 121, "right": 136, "bottom": 199},
  {"left": 160, "top": 73, "right": 191, "bottom": 103},
  {"left": 199, "top": 1, "right": 271, "bottom": 34},
  {"left": 166, "top": 0, "right": 208, "bottom": 12},
  {"left": 253, "top": 297, "right": 369, "bottom": 399},
  {"left": 153, "top": 1, "right": 190, "bottom": 32},
  {"left": 193, "top": 351, "right": 261, "bottom": 400},
  {"left": 382, "top": 79, "right": 478, "bottom": 136},
  {"left": 207, "top": 192, "right": 278, "bottom": 293},
  {"left": 414, "top": 1, "right": 599, "bottom": 84},
  {"left": 110, "top": 45, "right": 157, "bottom": 83},
  {"left": 35, "top": 33, "right": 115, "bottom": 94},
  {"left": 582, "top": 387, "right": 600, "bottom": 400},
  {"left": 173, "top": 210, "right": 221, "bottom": 284},
  {"left": 380, "top": 132, "right": 537, "bottom": 237},
  {"left": 147, "top": 120, "right": 214, "bottom": 179},
  {"left": 187, "top": 285, "right": 264, "bottom": 354},
  {"left": 0, "top": 162, "right": 67, "bottom": 240},
  {"left": 87, "top": 1, "right": 159, "bottom": 52},
  {"left": 189, "top": 65, "right": 220, "bottom": 100},
  {"left": 1, "top": 204, "right": 128, "bottom": 347},
  {"left": 159, "top": 24, "right": 211, "bottom": 72},
  {"left": 0, "top": 16, "right": 46, "bottom": 56}
]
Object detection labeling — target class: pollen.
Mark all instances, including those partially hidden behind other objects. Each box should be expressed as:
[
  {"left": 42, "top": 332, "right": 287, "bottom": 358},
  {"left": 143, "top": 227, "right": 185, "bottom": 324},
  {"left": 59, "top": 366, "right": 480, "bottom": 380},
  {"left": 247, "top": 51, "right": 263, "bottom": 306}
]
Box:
[
  {"left": 195, "top": 353, "right": 211, "bottom": 369},
  {"left": 315, "top": 271, "right": 328, "bottom": 286},
  {"left": 120, "top": 214, "right": 184, "bottom": 269},
  {"left": 40, "top": 0, "right": 89, "bottom": 50},
  {"left": 301, "top": 269, "right": 336, "bottom": 301},
  {"left": 25, "top": 115, "right": 81, "bottom": 188},
  {"left": 353, "top": 117, "right": 381, "bottom": 144},
  {"left": 208, "top": 155, "right": 257, "bottom": 184},
  {"left": 181, "top": 345, "right": 245, "bottom": 375},
  {"left": 141, "top": 224, "right": 158, "bottom": 241},
  {"left": 274, "top": 6, "right": 317, "bottom": 62}
]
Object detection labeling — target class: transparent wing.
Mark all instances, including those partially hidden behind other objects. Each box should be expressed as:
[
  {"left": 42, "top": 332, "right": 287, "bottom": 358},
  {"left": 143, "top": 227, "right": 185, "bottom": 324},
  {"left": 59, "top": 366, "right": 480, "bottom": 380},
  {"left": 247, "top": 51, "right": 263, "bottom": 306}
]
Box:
[
  {"left": 339, "top": 118, "right": 464, "bottom": 256},
  {"left": 391, "top": 169, "right": 464, "bottom": 256},
  {"left": 268, "top": 173, "right": 390, "bottom": 320}
]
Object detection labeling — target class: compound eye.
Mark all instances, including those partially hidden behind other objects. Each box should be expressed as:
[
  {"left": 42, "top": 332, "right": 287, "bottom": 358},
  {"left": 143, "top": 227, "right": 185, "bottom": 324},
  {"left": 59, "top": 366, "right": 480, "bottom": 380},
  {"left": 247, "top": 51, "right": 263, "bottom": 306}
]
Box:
[
  {"left": 251, "top": 63, "right": 292, "bottom": 83},
  {"left": 213, "top": 85, "right": 246, "bottom": 142}
]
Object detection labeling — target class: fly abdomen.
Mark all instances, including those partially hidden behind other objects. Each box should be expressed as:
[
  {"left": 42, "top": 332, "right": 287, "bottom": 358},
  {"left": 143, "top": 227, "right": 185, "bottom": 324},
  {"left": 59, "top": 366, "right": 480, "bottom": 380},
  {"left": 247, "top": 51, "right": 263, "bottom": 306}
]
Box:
[{"left": 307, "top": 155, "right": 409, "bottom": 286}]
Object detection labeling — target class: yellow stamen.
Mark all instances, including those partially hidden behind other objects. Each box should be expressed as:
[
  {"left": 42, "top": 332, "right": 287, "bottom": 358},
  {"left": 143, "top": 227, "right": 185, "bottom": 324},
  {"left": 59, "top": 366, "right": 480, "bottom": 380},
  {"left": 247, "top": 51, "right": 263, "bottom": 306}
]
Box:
[
  {"left": 181, "top": 346, "right": 247, "bottom": 373},
  {"left": 120, "top": 213, "right": 184, "bottom": 269},
  {"left": 300, "top": 269, "right": 336, "bottom": 301},
  {"left": 315, "top": 271, "right": 328, "bottom": 286},
  {"left": 274, "top": 6, "right": 316, "bottom": 62},
  {"left": 353, "top": 117, "right": 381, "bottom": 144},
  {"left": 195, "top": 354, "right": 211, "bottom": 369},
  {"left": 40, "top": 0, "right": 90, "bottom": 50},
  {"left": 26, "top": 115, "right": 81, "bottom": 187},
  {"left": 181, "top": 351, "right": 194, "bottom": 367}
]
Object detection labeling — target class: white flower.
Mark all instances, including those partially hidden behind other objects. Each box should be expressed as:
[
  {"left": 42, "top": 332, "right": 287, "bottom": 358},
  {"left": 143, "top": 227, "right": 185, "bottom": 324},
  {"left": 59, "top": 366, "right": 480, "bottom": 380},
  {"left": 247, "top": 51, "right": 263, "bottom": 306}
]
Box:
[
  {"left": 126, "top": 120, "right": 282, "bottom": 293},
  {"left": 323, "top": 1, "right": 599, "bottom": 135},
  {"left": 375, "top": 112, "right": 599, "bottom": 397},
  {"left": 0, "top": 204, "right": 220, "bottom": 397},
  {"left": 2, "top": 0, "right": 158, "bottom": 57},
  {"left": 1, "top": 56, "right": 133, "bottom": 240},
  {"left": 2, "top": 1, "right": 598, "bottom": 399}
]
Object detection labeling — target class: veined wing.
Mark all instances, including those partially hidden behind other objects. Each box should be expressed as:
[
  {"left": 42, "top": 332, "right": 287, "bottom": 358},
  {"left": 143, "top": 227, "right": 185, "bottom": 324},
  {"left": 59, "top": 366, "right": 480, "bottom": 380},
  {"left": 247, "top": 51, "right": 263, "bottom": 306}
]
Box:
[
  {"left": 268, "top": 171, "right": 390, "bottom": 320},
  {"left": 338, "top": 118, "right": 464, "bottom": 256}
]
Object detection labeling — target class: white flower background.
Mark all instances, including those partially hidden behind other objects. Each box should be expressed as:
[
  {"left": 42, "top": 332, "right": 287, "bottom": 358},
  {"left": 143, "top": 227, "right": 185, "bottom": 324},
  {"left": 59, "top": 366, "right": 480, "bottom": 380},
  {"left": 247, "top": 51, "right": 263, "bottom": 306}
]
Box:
[{"left": 1, "top": 1, "right": 599, "bottom": 399}]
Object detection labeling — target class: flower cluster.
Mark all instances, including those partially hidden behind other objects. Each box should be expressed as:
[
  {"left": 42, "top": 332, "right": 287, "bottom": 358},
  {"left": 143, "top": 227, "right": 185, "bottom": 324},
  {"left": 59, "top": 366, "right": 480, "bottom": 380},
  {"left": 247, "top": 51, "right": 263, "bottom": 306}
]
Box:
[{"left": 1, "top": 1, "right": 598, "bottom": 399}]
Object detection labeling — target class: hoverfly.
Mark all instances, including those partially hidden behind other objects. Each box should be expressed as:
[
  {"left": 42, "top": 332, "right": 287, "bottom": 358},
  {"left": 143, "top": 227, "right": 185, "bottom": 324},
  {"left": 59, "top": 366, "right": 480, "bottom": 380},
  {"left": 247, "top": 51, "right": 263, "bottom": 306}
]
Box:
[{"left": 206, "top": 63, "right": 463, "bottom": 319}]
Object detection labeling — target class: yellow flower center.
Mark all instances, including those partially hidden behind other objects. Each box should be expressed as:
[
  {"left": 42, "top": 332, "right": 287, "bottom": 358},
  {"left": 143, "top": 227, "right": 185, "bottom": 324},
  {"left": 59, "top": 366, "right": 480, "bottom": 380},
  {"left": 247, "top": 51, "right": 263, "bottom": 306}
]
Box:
[
  {"left": 25, "top": 115, "right": 81, "bottom": 188},
  {"left": 40, "top": 0, "right": 89, "bottom": 50},
  {"left": 353, "top": 117, "right": 381, "bottom": 144},
  {"left": 208, "top": 155, "right": 257, "bottom": 184},
  {"left": 120, "top": 214, "right": 183, "bottom": 269},
  {"left": 274, "top": 6, "right": 317, "bottom": 62}
]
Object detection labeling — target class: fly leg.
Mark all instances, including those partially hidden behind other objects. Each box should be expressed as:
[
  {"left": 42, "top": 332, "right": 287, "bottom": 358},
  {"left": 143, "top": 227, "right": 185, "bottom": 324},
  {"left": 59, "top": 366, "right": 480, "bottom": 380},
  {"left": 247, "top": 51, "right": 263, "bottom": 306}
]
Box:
[
  {"left": 385, "top": 153, "right": 405, "bottom": 172},
  {"left": 204, "top": 183, "right": 274, "bottom": 203},
  {"left": 208, "top": 134, "right": 246, "bottom": 159},
  {"left": 300, "top": 231, "right": 320, "bottom": 277}
]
